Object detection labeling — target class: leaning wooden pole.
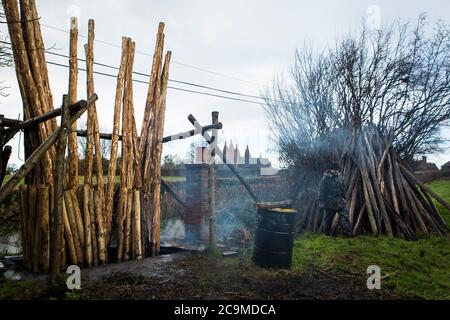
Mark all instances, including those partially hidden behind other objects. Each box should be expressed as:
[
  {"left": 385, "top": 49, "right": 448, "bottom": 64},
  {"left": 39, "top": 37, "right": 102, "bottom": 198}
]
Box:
[
  {"left": 0, "top": 95, "right": 97, "bottom": 203},
  {"left": 67, "top": 16, "right": 79, "bottom": 189},
  {"left": 104, "top": 37, "right": 129, "bottom": 242},
  {"left": 50, "top": 95, "right": 70, "bottom": 273},
  {"left": 139, "top": 22, "right": 165, "bottom": 256},
  {"left": 150, "top": 50, "right": 172, "bottom": 256}
]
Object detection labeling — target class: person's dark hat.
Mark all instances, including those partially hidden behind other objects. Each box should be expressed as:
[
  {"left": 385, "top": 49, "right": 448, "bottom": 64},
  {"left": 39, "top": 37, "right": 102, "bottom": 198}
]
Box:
[{"left": 330, "top": 162, "right": 340, "bottom": 170}]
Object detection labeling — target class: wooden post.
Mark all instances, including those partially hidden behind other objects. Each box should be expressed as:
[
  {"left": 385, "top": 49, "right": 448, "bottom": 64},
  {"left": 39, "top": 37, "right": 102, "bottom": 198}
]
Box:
[
  {"left": 64, "top": 191, "right": 83, "bottom": 263},
  {"left": 68, "top": 17, "right": 79, "bottom": 189},
  {"left": 84, "top": 20, "right": 105, "bottom": 198},
  {"left": 82, "top": 185, "right": 93, "bottom": 266},
  {"left": 50, "top": 95, "right": 70, "bottom": 273},
  {"left": 150, "top": 50, "right": 172, "bottom": 256},
  {"left": 208, "top": 111, "right": 218, "bottom": 249},
  {"left": 37, "top": 185, "right": 50, "bottom": 273},
  {"left": 132, "top": 189, "right": 142, "bottom": 259},
  {"left": 139, "top": 23, "right": 165, "bottom": 256},
  {"left": 89, "top": 188, "right": 98, "bottom": 266},
  {"left": 19, "top": 185, "right": 29, "bottom": 268},
  {"left": 62, "top": 196, "right": 78, "bottom": 265},
  {"left": 94, "top": 190, "right": 106, "bottom": 264},
  {"left": 104, "top": 37, "right": 129, "bottom": 242}
]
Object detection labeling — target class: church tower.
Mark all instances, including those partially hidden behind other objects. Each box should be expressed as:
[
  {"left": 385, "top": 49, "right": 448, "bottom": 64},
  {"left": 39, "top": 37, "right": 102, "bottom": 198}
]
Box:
[
  {"left": 245, "top": 145, "right": 250, "bottom": 164},
  {"left": 222, "top": 141, "right": 227, "bottom": 164}
]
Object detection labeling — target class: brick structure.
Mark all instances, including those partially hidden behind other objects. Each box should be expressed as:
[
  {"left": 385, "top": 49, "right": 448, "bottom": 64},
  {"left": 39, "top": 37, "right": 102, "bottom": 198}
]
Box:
[{"left": 185, "top": 164, "right": 209, "bottom": 242}]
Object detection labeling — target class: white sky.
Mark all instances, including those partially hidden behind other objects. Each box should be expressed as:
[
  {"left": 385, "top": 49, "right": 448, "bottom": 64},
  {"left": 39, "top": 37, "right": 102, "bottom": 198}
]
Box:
[{"left": 1, "top": 0, "right": 449, "bottom": 168}]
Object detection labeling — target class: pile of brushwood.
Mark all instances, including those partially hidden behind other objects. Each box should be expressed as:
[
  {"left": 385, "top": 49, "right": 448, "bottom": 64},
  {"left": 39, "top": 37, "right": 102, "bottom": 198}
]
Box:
[{"left": 298, "top": 126, "right": 448, "bottom": 239}]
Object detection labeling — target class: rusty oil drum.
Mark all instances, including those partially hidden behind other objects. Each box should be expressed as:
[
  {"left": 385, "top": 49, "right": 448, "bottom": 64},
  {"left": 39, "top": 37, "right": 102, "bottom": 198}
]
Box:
[{"left": 252, "top": 207, "right": 297, "bottom": 269}]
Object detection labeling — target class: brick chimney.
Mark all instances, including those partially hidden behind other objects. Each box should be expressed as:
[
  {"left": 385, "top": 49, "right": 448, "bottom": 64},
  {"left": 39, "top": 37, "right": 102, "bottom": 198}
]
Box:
[{"left": 184, "top": 163, "right": 209, "bottom": 243}]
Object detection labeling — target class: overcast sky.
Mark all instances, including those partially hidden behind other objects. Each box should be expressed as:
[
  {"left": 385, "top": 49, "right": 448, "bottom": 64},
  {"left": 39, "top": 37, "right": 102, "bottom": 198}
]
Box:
[{"left": 1, "top": 0, "right": 450, "bottom": 168}]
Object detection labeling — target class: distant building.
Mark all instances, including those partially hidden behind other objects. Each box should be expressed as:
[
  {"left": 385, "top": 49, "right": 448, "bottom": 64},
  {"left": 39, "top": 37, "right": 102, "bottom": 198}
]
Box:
[
  {"left": 194, "top": 140, "right": 274, "bottom": 176},
  {"left": 442, "top": 161, "right": 450, "bottom": 173},
  {"left": 412, "top": 156, "right": 439, "bottom": 172}
]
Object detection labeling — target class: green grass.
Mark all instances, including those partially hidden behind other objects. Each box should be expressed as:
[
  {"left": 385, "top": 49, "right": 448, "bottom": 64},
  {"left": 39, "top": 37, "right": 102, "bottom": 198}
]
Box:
[
  {"left": 291, "top": 179, "right": 450, "bottom": 299},
  {"left": 427, "top": 179, "right": 450, "bottom": 226},
  {"left": 292, "top": 234, "right": 450, "bottom": 299}
]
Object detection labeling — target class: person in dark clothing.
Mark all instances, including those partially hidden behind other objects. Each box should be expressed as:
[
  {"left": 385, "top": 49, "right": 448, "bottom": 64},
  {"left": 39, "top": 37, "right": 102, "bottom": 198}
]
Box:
[{"left": 319, "top": 162, "right": 353, "bottom": 236}]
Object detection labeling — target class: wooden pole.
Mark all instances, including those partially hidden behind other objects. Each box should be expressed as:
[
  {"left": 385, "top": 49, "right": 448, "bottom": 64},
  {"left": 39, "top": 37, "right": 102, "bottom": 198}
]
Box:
[
  {"left": 89, "top": 188, "right": 98, "bottom": 266},
  {"left": 64, "top": 191, "right": 83, "bottom": 263},
  {"left": 139, "top": 23, "right": 165, "bottom": 256},
  {"left": 188, "top": 114, "right": 258, "bottom": 202},
  {"left": 62, "top": 196, "right": 78, "bottom": 265},
  {"left": 50, "top": 95, "right": 70, "bottom": 273},
  {"left": 150, "top": 50, "right": 171, "bottom": 256},
  {"left": 37, "top": 185, "right": 50, "bottom": 273},
  {"left": 94, "top": 190, "right": 106, "bottom": 264},
  {"left": 104, "top": 37, "right": 129, "bottom": 241},
  {"left": 208, "top": 111, "right": 218, "bottom": 249},
  {"left": 68, "top": 17, "right": 79, "bottom": 190},
  {"left": 28, "top": 185, "right": 38, "bottom": 270},
  {"left": 19, "top": 185, "right": 29, "bottom": 268},
  {"left": 132, "top": 189, "right": 142, "bottom": 259},
  {"left": 82, "top": 185, "right": 93, "bottom": 266},
  {"left": 0, "top": 95, "right": 97, "bottom": 203}
]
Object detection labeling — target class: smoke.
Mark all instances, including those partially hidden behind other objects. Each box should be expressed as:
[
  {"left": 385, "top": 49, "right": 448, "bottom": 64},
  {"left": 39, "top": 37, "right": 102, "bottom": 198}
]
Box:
[{"left": 161, "top": 219, "right": 185, "bottom": 241}]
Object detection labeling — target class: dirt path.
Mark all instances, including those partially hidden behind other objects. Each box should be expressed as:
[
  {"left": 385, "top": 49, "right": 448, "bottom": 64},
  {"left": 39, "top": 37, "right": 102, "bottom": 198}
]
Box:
[{"left": 74, "top": 251, "right": 401, "bottom": 300}]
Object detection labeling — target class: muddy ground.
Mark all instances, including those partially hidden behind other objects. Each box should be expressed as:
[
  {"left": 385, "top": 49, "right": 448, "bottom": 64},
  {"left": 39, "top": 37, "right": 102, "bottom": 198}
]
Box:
[{"left": 1, "top": 250, "right": 403, "bottom": 300}]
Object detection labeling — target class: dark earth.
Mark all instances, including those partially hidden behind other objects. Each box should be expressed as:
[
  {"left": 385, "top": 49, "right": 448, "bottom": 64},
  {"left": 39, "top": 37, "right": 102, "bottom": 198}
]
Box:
[{"left": 1, "top": 250, "right": 402, "bottom": 300}]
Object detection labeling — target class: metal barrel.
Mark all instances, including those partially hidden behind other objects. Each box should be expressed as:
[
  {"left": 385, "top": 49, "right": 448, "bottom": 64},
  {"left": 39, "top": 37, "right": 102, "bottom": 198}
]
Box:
[{"left": 252, "top": 207, "right": 297, "bottom": 269}]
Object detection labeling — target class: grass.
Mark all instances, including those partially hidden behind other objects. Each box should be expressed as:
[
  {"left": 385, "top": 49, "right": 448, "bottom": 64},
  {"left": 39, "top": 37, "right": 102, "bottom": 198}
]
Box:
[
  {"left": 291, "top": 179, "right": 450, "bottom": 300},
  {"left": 427, "top": 179, "right": 450, "bottom": 226},
  {"left": 292, "top": 234, "right": 450, "bottom": 299}
]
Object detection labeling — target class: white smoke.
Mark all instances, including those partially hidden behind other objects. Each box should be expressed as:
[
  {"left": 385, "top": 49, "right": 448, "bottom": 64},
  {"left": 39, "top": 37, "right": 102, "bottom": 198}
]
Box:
[{"left": 161, "top": 219, "right": 185, "bottom": 241}]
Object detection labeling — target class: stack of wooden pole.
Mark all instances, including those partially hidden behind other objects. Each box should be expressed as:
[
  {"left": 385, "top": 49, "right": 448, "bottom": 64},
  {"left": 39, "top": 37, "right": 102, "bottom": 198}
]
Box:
[
  {"left": 2, "top": 0, "right": 56, "bottom": 186},
  {"left": 298, "top": 126, "right": 448, "bottom": 239},
  {"left": 81, "top": 19, "right": 106, "bottom": 266},
  {"left": 19, "top": 184, "right": 50, "bottom": 272},
  {"left": 5, "top": 0, "right": 173, "bottom": 271},
  {"left": 139, "top": 22, "right": 171, "bottom": 257},
  {"left": 116, "top": 38, "right": 143, "bottom": 261},
  {"left": 3, "top": 0, "right": 55, "bottom": 272}
]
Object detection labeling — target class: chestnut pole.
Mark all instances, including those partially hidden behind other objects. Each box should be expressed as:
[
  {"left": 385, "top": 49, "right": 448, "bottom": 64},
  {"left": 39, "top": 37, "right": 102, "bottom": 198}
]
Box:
[
  {"left": 67, "top": 17, "right": 79, "bottom": 190},
  {"left": 50, "top": 95, "right": 70, "bottom": 273},
  {"left": 188, "top": 114, "right": 259, "bottom": 202},
  {"left": 0, "top": 95, "right": 97, "bottom": 203},
  {"left": 208, "top": 111, "right": 218, "bottom": 249}
]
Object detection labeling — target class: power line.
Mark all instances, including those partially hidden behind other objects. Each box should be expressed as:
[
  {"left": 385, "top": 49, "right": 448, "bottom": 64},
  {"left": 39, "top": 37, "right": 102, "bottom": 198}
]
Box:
[
  {"left": 1, "top": 40, "right": 283, "bottom": 104},
  {"left": 39, "top": 22, "right": 261, "bottom": 86},
  {"left": 43, "top": 49, "right": 271, "bottom": 101},
  {"left": 44, "top": 60, "right": 266, "bottom": 105}
]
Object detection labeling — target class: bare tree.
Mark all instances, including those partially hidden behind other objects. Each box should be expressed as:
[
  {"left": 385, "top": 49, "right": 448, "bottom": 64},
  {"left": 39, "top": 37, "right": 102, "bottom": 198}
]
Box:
[
  {"left": 77, "top": 123, "right": 112, "bottom": 160},
  {"left": 264, "top": 15, "right": 450, "bottom": 174}
]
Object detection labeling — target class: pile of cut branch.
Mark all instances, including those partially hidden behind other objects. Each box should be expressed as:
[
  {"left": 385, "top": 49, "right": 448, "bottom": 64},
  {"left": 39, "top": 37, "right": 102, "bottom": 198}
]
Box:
[{"left": 299, "top": 126, "right": 448, "bottom": 239}]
